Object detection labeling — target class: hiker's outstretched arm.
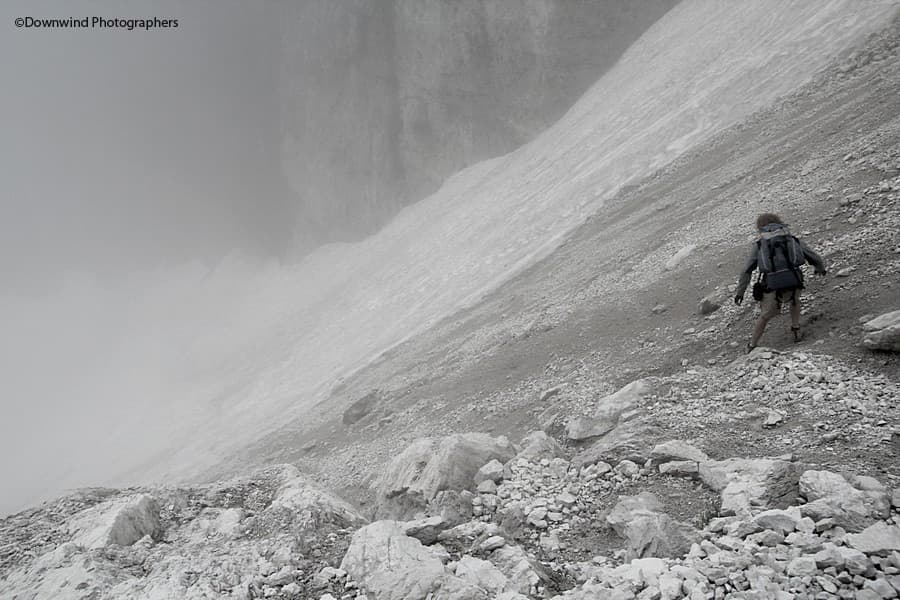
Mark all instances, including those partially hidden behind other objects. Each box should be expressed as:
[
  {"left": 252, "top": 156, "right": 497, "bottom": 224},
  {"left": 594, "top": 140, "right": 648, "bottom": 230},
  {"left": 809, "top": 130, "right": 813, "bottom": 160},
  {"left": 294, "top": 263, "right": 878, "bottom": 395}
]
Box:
[
  {"left": 799, "top": 240, "right": 826, "bottom": 274},
  {"left": 735, "top": 245, "right": 758, "bottom": 297}
]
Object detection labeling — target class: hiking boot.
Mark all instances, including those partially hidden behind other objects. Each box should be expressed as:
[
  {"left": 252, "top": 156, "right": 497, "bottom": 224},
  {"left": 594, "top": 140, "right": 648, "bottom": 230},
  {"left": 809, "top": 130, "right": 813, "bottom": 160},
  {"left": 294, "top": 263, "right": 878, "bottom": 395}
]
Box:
[
  {"left": 791, "top": 326, "right": 802, "bottom": 343},
  {"left": 746, "top": 342, "right": 756, "bottom": 354}
]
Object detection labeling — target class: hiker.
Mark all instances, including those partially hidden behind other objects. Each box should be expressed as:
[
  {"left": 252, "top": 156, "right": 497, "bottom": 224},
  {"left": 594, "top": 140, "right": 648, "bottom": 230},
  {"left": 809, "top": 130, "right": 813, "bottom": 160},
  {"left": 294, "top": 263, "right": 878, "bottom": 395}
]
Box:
[{"left": 734, "top": 213, "right": 826, "bottom": 351}]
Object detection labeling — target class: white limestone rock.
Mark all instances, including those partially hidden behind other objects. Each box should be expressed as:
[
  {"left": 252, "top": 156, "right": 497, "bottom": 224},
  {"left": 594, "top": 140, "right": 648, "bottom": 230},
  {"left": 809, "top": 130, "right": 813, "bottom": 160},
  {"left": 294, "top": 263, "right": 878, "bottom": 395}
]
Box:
[
  {"left": 69, "top": 494, "right": 161, "bottom": 549},
  {"left": 862, "top": 309, "right": 900, "bottom": 351}
]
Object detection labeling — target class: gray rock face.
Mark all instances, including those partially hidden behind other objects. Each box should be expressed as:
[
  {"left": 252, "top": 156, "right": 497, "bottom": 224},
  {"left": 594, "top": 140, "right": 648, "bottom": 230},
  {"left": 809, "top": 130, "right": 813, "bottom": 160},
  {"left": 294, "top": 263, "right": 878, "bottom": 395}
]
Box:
[
  {"left": 375, "top": 433, "right": 516, "bottom": 518},
  {"left": 68, "top": 494, "right": 161, "bottom": 549},
  {"left": 270, "top": 466, "right": 367, "bottom": 529},
  {"left": 845, "top": 522, "right": 900, "bottom": 555},
  {"left": 339, "top": 520, "right": 449, "bottom": 600},
  {"left": 699, "top": 457, "right": 803, "bottom": 516},
  {"left": 606, "top": 492, "right": 700, "bottom": 559},
  {"left": 797, "top": 470, "right": 890, "bottom": 532},
  {"left": 862, "top": 309, "right": 900, "bottom": 351},
  {"left": 277, "top": 1, "right": 678, "bottom": 240},
  {"left": 568, "top": 380, "right": 660, "bottom": 466},
  {"left": 650, "top": 440, "right": 709, "bottom": 465},
  {"left": 516, "top": 431, "right": 565, "bottom": 461}
]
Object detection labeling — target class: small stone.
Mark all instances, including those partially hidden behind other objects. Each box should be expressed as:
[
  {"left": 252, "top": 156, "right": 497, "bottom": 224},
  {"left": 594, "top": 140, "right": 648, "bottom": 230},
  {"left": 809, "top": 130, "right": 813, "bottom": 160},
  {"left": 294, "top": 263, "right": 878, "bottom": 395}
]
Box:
[
  {"left": 787, "top": 556, "right": 818, "bottom": 577},
  {"left": 479, "top": 535, "right": 506, "bottom": 552},
  {"left": 477, "top": 480, "right": 498, "bottom": 494}
]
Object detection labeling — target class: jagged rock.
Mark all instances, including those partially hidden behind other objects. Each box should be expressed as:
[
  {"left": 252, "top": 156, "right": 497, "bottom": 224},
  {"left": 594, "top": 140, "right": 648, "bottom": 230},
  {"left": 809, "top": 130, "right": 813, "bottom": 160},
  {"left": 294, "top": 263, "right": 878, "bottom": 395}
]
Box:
[
  {"left": 68, "top": 494, "right": 161, "bottom": 549},
  {"left": 477, "top": 479, "right": 498, "bottom": 494},
  {"left": 430, "top": 574, "right": 490, "bottom": 600},
  {"left": 343, "top": 390, "right": 380, "bottom": 425},
  {"left": 651, "top": 440, "right": 709, "bottom": 464},
  {"left": 516, "top": 431, "right": 565, "bottom": 461},
  {"left": 474, "top": 459, "right": 505, "bottom": 485},
  {"left": 752, "top": 508, "right": 802, "bottom": 535},
  {"left": 568, "top": 380, "right": 661, "bottom": 466},
  {"left": 313, "top": 566, "right": 346, "bottom": 587},
  {"left": 270, "top": 466, "right": 366, "bottom": 529},
  {"left": 403, "top": 515, "right": 450, "bottom": 545},
  {"left": 488, "top": 544, "right": 547, "bottom": 595},
  {"left": 862, "top": 310, "right": 900, "bottom": 351},
  {"left": 797, "top": 470, "right": 890, "bottom": 532},
  {"left": 479, "top": 535, "right": 507, "bottom": 552},
  {"left": 375, "top": 433, "right": 516, "bottom": 518},
  {"left": 659, "top": 461, "right": 699, "bottom": 477},
  {"left": 698, "top": 296, "right": 722, "bottom": 315},
  {"left": 786, "top": 556, "right": 818, "bottom": 577},
  {"left": 615, "top": 459, "right": 640, "bottom": 477},
  {"left": 606, "top": 492, "right": 700, "bottom": 559},
  {"left": 566, "top": 380, "right": 649, "bottom": 441},
  {"left": 430, "top": 490, "right": 476, "bottom": 525},
  {"left": 845, "top": 522, "right": 900, "bottom": 555},
  {"left": 454, "top": 556, "right": 509, "bottom": 594},
  {"left": 699, "top": 457, "right": 802, "bottom": 516},
  {"left": 339, "top": 520, "right": 450, "bottom": 600}
]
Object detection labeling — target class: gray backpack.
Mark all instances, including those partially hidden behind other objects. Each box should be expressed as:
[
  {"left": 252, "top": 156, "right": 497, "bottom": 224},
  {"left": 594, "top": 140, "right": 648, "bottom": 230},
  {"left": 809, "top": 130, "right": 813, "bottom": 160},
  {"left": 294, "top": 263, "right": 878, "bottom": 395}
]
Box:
[{"left": 757, "top": 227, "right": 805, "bottom": 290}]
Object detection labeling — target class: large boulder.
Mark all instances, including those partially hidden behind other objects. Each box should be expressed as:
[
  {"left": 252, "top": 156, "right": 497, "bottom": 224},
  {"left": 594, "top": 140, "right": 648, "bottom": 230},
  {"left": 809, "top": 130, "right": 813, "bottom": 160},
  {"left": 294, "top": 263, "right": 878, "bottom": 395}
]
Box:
[
  {"left": 699, "top": 457, "right": 803, "bottom": 516},
  {"left": 797, "top": 470, "right": 890, "bottom": 532},
  {"left": 568, "top": 380, "right": 661, "bottom": 467},
  {"left": 566, "top": 380, "right": 649, "bottom": 441},
  {"left": 375, "top": 433, "right": 516, "bottom": 518},
  {"left": 606, "top": 492, "right": 700, "bottom": 559},
  {"left": 454, "top": 556, "right": 509, "bottom": 595},
  {"left": 68, "top": 494, "right": 161, "bottom": 549},
  {"left": 845, "top": 522, "right": 900, "bottom": 555},
  {"left": 343, "top": 390, "right": 380, "bottom": 425},
  {"left": 650, "top": 440, "right": 709, "bottom": 465},
  {"left": 515, "top": 431, "right": 565, "bottom": 461},
  {"left": 488, "top": 544, "right": 547, "bottom": 596},
  {"left": 862, "top": 310, "right": 900, "bottom": 351},
  {"left": 339, "top": 520, "right": 449, "bottom": 600},
  {"left": 268, "top": 465, "right": 367, "bottom": 529}
]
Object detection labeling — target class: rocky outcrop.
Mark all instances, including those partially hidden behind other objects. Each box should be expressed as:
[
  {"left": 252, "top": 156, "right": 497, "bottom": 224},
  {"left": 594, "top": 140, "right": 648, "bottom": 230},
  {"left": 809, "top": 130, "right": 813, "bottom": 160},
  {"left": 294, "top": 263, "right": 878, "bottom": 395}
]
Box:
[
  {"left": 862, "top": 309, "right": 900, "bottom": 351},
  {"left": 68, "top": 494, "right": 161, "bottom": 549},
  {"left": 0, "top": 465, "right": 368, "bottom": 600},
  {"left": 797, "top": 469, "right": 891, "bottom": 532},
  {"left": 339, "top": 520, "right": 451, "bottom": 600},
  {"left": 699, "top": 456, "right": 804, "bottom": 516},
  {"left": 567, "top": 380, "right": 661, "bottom": 466},
  {"left": 375, "top": 433, "right": 516, "bottom": 518},
  {"left": 269, "top": 465, "right": 366, "bottom": 529},
  {"left": 606, "top": 492, "right": 700, "bottom": 559}
]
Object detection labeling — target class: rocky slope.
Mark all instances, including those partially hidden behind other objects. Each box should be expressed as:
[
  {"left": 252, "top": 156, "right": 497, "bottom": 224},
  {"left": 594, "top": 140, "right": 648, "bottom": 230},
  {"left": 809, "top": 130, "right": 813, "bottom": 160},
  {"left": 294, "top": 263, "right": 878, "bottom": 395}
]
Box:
[
  {"left": 277, "top": 0, "right": 677, "bottom": 241},
  {"left": 4, "top": 5, "right": 900, "bottom": 600},
  {"left": 2, "top": 402, "right": 899, "bottom": 598}
]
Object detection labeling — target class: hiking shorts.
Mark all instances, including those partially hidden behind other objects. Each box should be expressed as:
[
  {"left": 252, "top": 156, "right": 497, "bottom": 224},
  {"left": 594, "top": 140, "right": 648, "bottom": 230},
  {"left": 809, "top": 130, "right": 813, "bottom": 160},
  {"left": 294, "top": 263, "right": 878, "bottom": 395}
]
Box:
[{"left": 761, "top": 287, "right": 800, "bottom": 315}]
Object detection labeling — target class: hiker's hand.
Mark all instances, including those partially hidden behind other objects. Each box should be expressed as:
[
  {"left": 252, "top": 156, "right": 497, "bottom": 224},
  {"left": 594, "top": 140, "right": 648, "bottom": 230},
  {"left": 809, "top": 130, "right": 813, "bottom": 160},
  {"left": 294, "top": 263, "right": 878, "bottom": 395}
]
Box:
[{"left": 734, "top": 294, "right": 744, "bottom": 306}]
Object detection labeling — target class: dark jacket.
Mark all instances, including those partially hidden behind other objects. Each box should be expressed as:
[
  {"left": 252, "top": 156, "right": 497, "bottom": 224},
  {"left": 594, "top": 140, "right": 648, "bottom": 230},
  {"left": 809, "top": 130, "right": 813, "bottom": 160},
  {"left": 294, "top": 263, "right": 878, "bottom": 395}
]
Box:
[{"left": 736, "top": 224, "right": 825, "bottom": 297}]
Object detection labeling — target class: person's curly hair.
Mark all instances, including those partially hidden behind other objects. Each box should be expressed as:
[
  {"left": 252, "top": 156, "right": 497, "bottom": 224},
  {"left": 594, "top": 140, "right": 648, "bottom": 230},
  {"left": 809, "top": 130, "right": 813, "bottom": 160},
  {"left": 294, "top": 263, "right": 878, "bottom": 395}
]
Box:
[{"left": 756, "top": 213, "right": 784, "bottom": 230}]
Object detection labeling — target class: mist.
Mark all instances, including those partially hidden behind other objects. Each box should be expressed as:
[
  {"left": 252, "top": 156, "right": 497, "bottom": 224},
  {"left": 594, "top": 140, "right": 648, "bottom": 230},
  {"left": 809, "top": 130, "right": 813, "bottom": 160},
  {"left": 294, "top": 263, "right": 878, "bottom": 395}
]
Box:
[
  {"left": 0, "top": 0, "right": 292, "bottom": 514},
  {"left": 0, "top": 0, "right": 685, "bottom": 516}
]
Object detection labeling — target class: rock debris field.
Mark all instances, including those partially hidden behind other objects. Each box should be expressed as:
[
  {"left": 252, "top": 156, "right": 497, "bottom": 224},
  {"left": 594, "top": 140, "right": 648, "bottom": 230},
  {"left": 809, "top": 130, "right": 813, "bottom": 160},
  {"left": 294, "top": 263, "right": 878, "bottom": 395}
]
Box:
[{"left": 2, "top": 344, "right": 899, "bottom": 599}]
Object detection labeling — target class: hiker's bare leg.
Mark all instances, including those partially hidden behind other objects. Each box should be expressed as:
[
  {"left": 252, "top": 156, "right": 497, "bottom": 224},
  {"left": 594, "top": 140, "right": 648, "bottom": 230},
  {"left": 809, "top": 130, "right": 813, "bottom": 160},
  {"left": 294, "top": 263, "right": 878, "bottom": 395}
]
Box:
[
  {"left": 751, "top": 293, "right": 780, "bottom": 347},
  {"left": 751, "top": 314, "right": 772, "bottom": 347},
  {"left": 790, "top": 300, "right": 801, "bottom": 328}
]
